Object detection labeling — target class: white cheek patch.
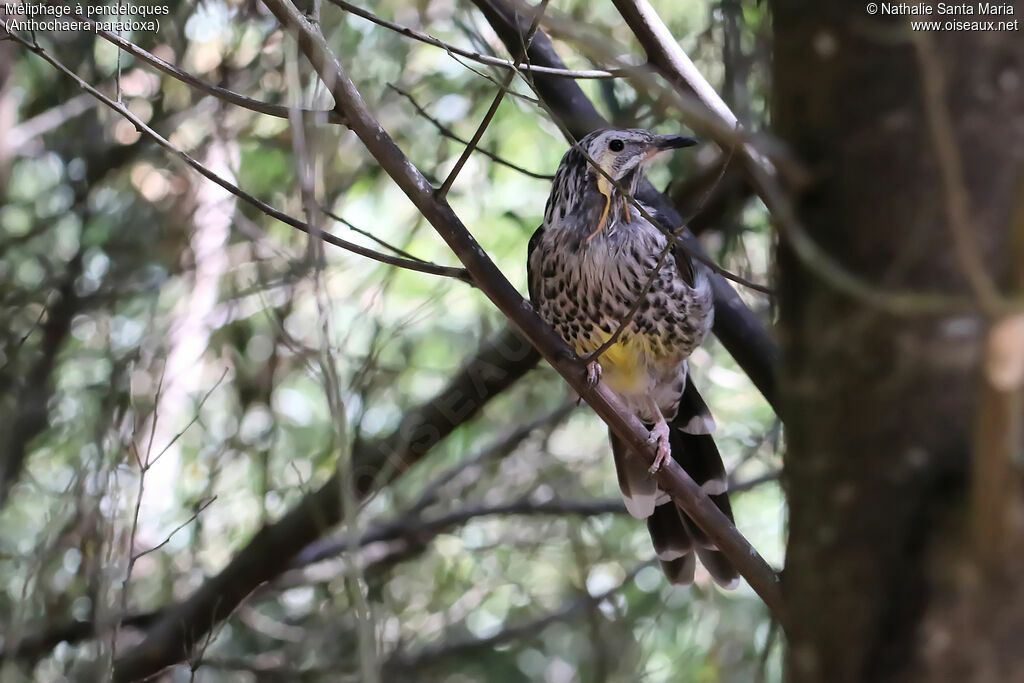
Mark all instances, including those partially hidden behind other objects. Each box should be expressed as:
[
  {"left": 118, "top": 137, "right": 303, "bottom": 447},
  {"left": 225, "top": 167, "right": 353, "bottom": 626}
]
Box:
[{"left": 591, "top": 149, "right": 615, "bottom": 175}]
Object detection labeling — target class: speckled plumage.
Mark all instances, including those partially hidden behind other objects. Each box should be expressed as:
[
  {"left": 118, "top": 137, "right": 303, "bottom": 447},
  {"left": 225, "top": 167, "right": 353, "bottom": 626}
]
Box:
[{"left": 527, "top": 129, "right": 738, "bottom": 588}]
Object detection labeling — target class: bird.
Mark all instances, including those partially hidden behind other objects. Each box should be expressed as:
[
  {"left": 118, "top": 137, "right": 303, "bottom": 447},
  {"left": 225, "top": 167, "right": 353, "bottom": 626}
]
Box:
[{"left": 526, "top": 128, "right": 739, "bottom": 588}]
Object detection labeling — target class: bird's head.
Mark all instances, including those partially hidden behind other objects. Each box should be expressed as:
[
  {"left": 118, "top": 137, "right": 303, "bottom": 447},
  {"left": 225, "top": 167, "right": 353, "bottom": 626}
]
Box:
[
  {"left": 542, "top": 128, "right": 697, "bottom": 232},
  {"left": 579, "top": 129, "right": 697, "bottom": 191}
]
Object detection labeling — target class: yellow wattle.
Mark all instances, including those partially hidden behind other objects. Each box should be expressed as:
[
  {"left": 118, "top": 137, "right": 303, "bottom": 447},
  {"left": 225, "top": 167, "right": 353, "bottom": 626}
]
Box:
[
  {"left": 587, "top": 174, "right": 614, "bottom": 242},
  {"left": 588, "top": 192, "right": 611, "bottom": 242}
]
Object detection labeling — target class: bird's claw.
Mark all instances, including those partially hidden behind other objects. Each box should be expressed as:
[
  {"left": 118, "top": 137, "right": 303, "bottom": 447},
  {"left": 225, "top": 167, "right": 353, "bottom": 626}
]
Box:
[
  {"left": 585, "top": 360, "right": 602, "bottom": 389},
  {"left": 647, "top": 421, "right": 671, "bottom": 474}
]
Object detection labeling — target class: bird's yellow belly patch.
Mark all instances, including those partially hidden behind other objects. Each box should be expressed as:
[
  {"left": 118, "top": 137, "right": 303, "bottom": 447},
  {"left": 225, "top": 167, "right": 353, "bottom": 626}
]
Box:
[{"left": 574, "top": 331, "right": 652, "bottom": 395}]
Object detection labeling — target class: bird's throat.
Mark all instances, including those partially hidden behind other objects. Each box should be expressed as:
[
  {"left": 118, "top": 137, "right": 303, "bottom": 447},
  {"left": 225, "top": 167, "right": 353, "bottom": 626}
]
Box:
[
  {"left": 588, "top": 174, "right": 631, "bottom": 242},
  {"left": 589, "top": 194, "right": 611, "bottom": 242}
]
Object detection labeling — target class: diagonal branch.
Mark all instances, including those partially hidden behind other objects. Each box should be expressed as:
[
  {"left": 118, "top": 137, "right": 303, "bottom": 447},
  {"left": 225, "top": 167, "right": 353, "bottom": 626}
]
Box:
[
  {"left": 109, "top": 325, "right": 541, "bottom": 681},
  {"left": 326, "top": 0, "right": 622, "bottom": 80},
  {"left": 436, "top": 0, "right": 549, "bottom": 197},
  {"left": 913, "top": 32, "right": 1004, "bottom": 312},
  {"left": 585, "top": 147, "right": 738, "bottom": 366},
  {"left": 542, "top": 0, "right": 983, "bottom": 316},
  {"left": 3, "top": 28, "right": 472, "bottom": 285},
  {"left": 260, "top": 0, "right": 782, "bottom": 621},
  {"left": 81, "top": 16, "right": 344, "bottom": 125},
  {"left": 388, "top": 84, "right": 554, "bottom": 180},
  {"left": 470, "top": 0, "right": 780, "bottom": 410}
]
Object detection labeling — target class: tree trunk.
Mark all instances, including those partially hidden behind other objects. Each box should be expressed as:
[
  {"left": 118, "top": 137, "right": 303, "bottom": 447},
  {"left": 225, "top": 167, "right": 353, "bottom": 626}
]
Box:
[{"left": 772, "top": 2, "right": 1024, "bottom": 681}]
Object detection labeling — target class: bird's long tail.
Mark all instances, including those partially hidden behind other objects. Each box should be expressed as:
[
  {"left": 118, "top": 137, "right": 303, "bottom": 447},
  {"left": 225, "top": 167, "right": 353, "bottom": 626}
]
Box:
[{"left": 610, "top": 379, "right": 739, "bottom": 588}]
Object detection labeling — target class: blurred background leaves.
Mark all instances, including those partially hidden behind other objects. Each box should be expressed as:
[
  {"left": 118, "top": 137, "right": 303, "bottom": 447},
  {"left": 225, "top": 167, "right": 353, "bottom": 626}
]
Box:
[{"left": 0, "top": 0, "right": 781, "bottom": 680}]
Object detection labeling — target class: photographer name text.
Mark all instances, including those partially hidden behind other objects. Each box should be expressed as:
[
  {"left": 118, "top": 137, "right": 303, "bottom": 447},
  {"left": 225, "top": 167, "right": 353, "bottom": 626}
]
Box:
[{"left": 878, "top": 2, "right": 1013, "bottom": 14}]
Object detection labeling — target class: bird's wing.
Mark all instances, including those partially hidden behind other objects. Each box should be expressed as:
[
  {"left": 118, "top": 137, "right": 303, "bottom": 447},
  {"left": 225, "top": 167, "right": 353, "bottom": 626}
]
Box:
[
  {"left": 526, "top": 224, "right": 545, "bottom": 305},
  {"left": 636, "top": 185, "right": 697, "bottom": 288},
  {"left": 670, "top": 232, "right": 698, "bottom": 288}
]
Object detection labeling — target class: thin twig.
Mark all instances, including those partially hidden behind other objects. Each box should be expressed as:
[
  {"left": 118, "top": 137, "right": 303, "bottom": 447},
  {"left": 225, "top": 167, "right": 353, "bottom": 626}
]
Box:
[
  {"left": 388, "top": 83, "right": 554, "bottom": 180},
  {"left": 541, "top": 0, "right": 986, "bottom": 314},
  {"left": 133, "top": 497, "right": 217, "bottom": 561},
  {"left": 82, "top": 15, "right": 344, "bottom": 124},
  {"left": 3, "top": 28, "right": 473, "bottom": 285},
  {"left": 14, "top": 299, "right": 50, "bottom": 350},
  {"left": 446, "top": 51, "right": 542, "bottom": 104},
  {"left": 319, "top": 204, "right": 430, "bottom": 263},
  {"left": 585, "top": 144, "right": 741, "bottom": 366},
  {"left": 327, "top": 0, "right": 621, "bottom": 80},
  {"left": 113, "top": 360, "right": 165, "bottom": 666},
  {"left": 585, "top": 225, "right": 687, "bottom": 365},
  {"left": 914, "top": 32, "right": 1003, "bottom": 313},
  {"left": 385, "top": 561, "right": 650, "bottom": 671},
  {"left": 149, "top": 367, "right": 230, "bottom": 467},
  {"left": 437, "top": 0, "right": 550, "bottom": 198},
  {"left": 260, "top": 0, "right": 784, "bottom": 623}
]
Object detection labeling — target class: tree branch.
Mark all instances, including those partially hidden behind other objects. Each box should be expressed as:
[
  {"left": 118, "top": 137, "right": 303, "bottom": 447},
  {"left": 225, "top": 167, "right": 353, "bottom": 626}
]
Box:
[
  {"left": 326, "top": 0, "right": 623, "bottom": 80},
  {"left": 562, "top": 0, "right": 985, "bottom": 316},
  {"left": 0, "top": 251, "right": 81, "bottom": 505},
  {"left": 299, "top": 498, "right": 627, "bottom": 568},
  {"left": 0, "top": 611, "right": 162, "bottom": 664},
  {"left": 3, "top": 28, "right": 472, "bottom": 285},
  {"left": 436, "top": 0, "right": 549, "bottom": 197},
  {"left": 259, "top": 0, "right": 782, "bottom": 622},
  {"left": 469, "top": 0, "right": 781, "bottom": 411},
  {"left": 383, "top": 562, "right": 651, "bottom": 673},
  {"left": 108, "top": 326, "right": 540, "bottom": 681},
  {"left": 387, "top": 84, "right": 554, "bottom": 181},
  {"left": 82, "top": 16, "right": 344, "bottom": 125}
]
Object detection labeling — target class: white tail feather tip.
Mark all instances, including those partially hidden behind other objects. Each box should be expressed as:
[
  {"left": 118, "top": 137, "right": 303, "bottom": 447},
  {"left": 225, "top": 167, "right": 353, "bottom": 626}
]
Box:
[
  {"left": 657, "top": 549, "right": 688, "bottom": 561},
  {"left": 682, "top": 414, "right": 716, "bottom": 435},
  {"left": 701, "top": 478, "right": 728, "bottom": 496},
  {"left": 622, "top": 495, "right": 656, "bottom": 520}
]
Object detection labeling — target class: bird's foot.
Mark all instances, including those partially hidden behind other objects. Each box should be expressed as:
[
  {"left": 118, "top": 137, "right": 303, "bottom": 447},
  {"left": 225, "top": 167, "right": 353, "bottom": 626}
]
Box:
[
  {"left": 647, "top": 421, "right": 672, "bottom": 474},
  {"left": 585, "top": 359, "right": 602, "bottom": 389}
]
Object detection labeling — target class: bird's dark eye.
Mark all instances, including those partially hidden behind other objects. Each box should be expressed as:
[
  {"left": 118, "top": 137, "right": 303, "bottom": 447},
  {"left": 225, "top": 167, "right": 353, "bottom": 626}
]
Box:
[{"left": 608, "top": 139, "right": 624, "bottom": 152}]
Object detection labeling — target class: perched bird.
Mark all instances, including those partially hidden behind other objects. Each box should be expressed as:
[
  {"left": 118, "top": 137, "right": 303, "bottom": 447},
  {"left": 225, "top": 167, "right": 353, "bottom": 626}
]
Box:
[{"left": 527, "top": 128, "right": 739, "bottom": 587}]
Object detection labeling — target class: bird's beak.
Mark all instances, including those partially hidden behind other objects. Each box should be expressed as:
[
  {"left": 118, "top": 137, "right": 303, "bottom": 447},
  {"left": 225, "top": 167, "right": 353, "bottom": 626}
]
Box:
[
  {"left": 645, "top": 135, "right": 697, "bottom": 160},
  {"left": 653, "top": 135, "right": 698, "bottom": 151}
]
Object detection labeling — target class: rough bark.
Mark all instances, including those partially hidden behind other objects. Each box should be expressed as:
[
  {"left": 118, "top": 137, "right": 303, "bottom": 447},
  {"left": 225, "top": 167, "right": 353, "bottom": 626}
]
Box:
[{"left": 773, "top": 2, "right": 1024, "bottom": 682}]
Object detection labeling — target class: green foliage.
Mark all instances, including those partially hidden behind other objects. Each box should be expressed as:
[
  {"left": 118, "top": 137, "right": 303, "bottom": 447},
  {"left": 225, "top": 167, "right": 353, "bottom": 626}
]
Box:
[{"left": 0, "top": 1, "right": 781, "bottom": 681}]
